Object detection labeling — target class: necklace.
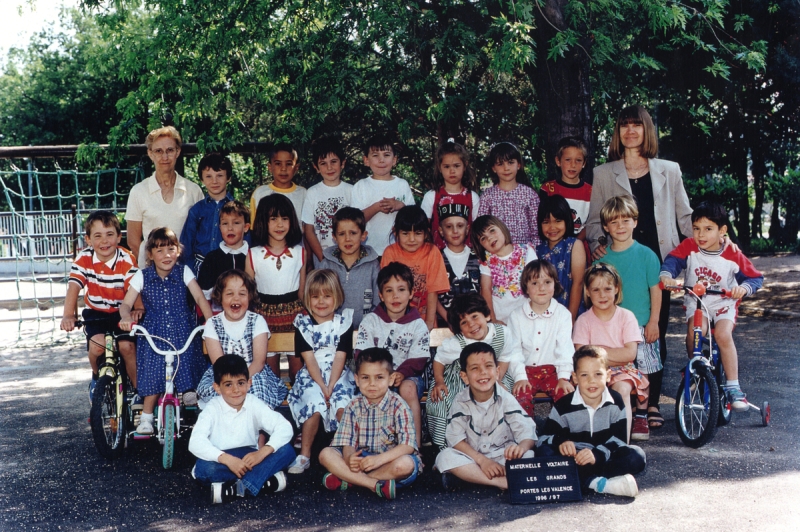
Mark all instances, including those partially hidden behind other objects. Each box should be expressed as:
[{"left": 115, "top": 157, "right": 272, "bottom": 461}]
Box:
[{"left": 624, "top": 159, "right": 649, "bottom": 182}]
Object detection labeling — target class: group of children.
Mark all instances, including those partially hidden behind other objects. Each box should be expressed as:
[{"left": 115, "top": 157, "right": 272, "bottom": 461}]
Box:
[{"left": 61, "top": 132, "right": 763, "bottom": 504}]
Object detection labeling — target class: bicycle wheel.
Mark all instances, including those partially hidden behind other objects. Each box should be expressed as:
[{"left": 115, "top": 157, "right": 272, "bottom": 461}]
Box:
[
  {"left": 90, "top": 375, "right": 126, "bottom": 459},
  {"left": 675, "top": 364, "right": 720, "bottom": 448},
  {"left": 715, "top": 357, "right": 732, "bottom": 426},
  {"left": 162, "top": 404, "right": 176, "bottom": 469}
]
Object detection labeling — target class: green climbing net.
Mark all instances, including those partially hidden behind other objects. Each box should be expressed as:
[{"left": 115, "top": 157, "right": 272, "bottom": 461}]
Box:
[{"left": 0, "top": 164, "right": 145, "bottom": 346}]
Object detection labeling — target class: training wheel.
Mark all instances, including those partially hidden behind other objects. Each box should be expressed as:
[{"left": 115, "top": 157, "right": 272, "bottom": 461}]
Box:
[{"left": 761, "top": 401, "right": 770, "bottom": 426}]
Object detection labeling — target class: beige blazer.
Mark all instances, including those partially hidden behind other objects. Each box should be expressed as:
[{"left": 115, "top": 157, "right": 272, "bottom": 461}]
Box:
[{"left": 585, "top": 158, "right": 693, "bottom": 260}]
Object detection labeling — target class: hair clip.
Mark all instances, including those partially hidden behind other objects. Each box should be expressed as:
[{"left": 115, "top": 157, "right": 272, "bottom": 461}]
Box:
[
  {"left": 589, "top": 263, "right": 610, "bottom": 273},
  {"left": 489, "top": 141, "right": 520, "bottom": 152},
  {"left": 446, "top": 137, "right": 455, "bottom": 143}
]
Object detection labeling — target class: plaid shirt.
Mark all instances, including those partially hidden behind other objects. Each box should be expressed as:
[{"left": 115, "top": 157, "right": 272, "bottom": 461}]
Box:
[{"left": 331, "top": 390, "right": 418, "bottom": 454}]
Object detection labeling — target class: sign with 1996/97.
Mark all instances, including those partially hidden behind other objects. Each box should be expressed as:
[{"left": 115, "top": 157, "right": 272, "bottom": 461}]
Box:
[{"left": 505, "top": 456, "right": 582, "bottom": 504}]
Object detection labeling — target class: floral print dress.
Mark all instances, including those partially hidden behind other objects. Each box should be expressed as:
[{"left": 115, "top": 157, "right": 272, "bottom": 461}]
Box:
[
  {"left": 287, "top": 308, "right": 356, "bottom": 432},
  {"left": 479, "top": 243, "right": 537, "bottom": 323}
]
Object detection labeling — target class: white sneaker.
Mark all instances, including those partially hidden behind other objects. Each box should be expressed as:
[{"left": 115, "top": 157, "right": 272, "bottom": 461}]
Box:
[
  {"left": 137, "top": 417, "right": 154, "bottom": 435},
  {"left": 287, "top": 455, "right": 310, "bottom": 474},
  {"left": 264, "top": 471, "right": 287, "bottom": 493},
  {"left": 598, "top": 474, "right": 639, "bottom": 497}
]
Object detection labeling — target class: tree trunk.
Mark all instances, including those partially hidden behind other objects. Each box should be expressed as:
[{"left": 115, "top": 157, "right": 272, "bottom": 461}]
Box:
[
  {"left": 531, "top": 0, "right": 595, "bottom": 183},
  {"left": 750, "top": 150, "right": 766, "bottom": 239}
]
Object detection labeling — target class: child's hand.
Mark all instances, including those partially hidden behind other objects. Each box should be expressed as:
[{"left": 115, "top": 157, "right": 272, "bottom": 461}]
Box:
[
  {"left": 387, "top": 198, "right": 404, "bottom": 213},
  {"left": 512, "top": 380, "right": 532, "bottom": 396},
  {"left": 504, "top": 444, "right": 527, "bottom": 461},
  {"left": 389, "top": 372, "right": 405, "bottom": 387},
  {"left": 360, "top": 454, "right": 381, "bottom": 472},
  {"left": 348, "top": 449, "right": 364, "bottom": 472},
  {"left": 118, "top": 319, "right": 134, "bottom": 332},
  {"left": 558, "top": 441, "right": 577, "bottom": 457},
  {"left": 591, "top": 243, "right": 607, "bottom": 261},
  {"left": 242, "top": 449, "right": 267, "bottom": 469},
  {"left": 574, "top": 448, "right": 596, "bottom": 466},
  {"left": 130, "top": 308, "right": 145, "bottom": 323},
  {"left": 379, "top": 198, "right": 396, "bottom": 214},
  {"left": 60, "top": 315, "right": 77, "bottom": 331},
  {"left": 555, "top": 378, "right": 574, "bottom": 396},
  {"left": 430, "top": 382, "right": 448, "bottom": 402},
  {"left": 644, "top": 320, "right": 659, "bottom": 344},
  {"left": 219, "top": 453, "right": 250, "bottom": 479},
  {"left": 660, "top": 276, "right": 679, "bottom": 289},
  {"left": 730, "top": 286, "right": 747, "bottom": 300},
  {"left": 478, "top": 457, "right": 505, "bottom": 479}
]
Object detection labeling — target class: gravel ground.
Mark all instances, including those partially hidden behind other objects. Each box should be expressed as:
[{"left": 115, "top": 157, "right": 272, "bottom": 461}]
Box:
[{"left": 1, "top": 255, "right": 798, "bottom": 531}]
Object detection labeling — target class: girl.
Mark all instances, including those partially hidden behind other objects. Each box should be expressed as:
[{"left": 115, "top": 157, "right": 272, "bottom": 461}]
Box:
[
  {"left": 572, "top": 263, "right": 649, "bottom": 443},
  {"left": 470, "top": 215, "right": 537, "bottom": 324},
  {"left": 380, "top": 205, "right": 450, "bottom": 330},
  {"left": 245, "top": 194, "right": 307, "bottom": 381},
  {"left": 476, "top": 142, "right": 540, "bottom": 247},
  {"left": 426, "top": 293, "right": 524, "bottom": 449},
  {"left": 535, "top": 195, "right": 587, "bottom": 322},
  {"left": 507, "top": 260, "right": 575, "bottom": 417},
  {"left": 420, "top": 141, "right": 480, "bottom": 249},
  {"left": 435, "top": 205, "right": 482, "bottom": 324},
  {"left": 196, "top": 270, "right": 288, "bottom": 411},
  {"left": 287, "top": 270, "right": 355, "bottom": 474},
  {"left": 119, "top": 227, "right": 212, "bottom": 436}
]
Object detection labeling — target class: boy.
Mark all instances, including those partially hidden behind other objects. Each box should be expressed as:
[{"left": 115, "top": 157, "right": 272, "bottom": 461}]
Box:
[
  {"left": 197, "top": 200, "right": 251, "bottom": 306},
  {"left": 181, "top": 153, "right": 236, "bottom": 274},
  {"left": 597, "top": 195, "right": 661, "bottom": 441},
  {"left": 434, "top": 342, "right": 536, "bottom": 491},
  {"left": 189, "top": 355, "right": 295, "bottom": 504},
  {"left": 350, "top": 134, "right": 416, "bottom": 256},
  {"left": 355, "top": 262, "right": 430, "bottom": 447},
  {"left": 250, "top": 142, "right": 306, "bottom": 226},
  {"left": 61, "top": 210, "right": 139, "bottom": 399},
  {"left": 318, "top": 207, "right": 380, "bottom": 327},
  {"left": 318, "top": 347, "right": 421, "bottom": 500},
  {"left": 435, "top": 203, "right": 481, "bottom": 323},
  {"left": 660, "top": 201, "right": 763, "bottom": 411},
  {"left": 536, "top": 346, "right": 646, "bottom": 498},
  {"left": 540, "top": 137, "right": 593, "bottom": 240},
  {"left": 302, "top": 137, "right": 353, "bottom": 264}
]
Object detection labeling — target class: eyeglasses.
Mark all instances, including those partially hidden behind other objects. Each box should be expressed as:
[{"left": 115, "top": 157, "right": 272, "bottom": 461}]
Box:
[{"left": 150, "top": 147, "right": 178, "bottom": 158}]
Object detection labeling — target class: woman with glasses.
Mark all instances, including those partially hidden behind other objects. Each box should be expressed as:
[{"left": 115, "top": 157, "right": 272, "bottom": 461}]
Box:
[
  {"left": 584, "top": 105, "right": 693, "bottom": 431},
  {"left": 126, "top": 126, "right": 204, "bottom": 267}
]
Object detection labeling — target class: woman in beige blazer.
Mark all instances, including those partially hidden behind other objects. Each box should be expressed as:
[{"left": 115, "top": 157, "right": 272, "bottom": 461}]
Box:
[{"left": 585, "top": 104, "right": 693, "bottom": 430}]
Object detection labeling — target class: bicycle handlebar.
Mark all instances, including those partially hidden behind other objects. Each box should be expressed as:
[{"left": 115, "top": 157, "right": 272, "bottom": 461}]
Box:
[
  {"left": 659, "top": 281, "right": 732, "bottom": 298},
  {"left": 131, "top": 324, "right": 205, "bottom": 356}
]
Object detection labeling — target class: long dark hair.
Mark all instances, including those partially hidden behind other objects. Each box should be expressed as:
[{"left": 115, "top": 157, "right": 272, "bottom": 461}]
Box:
[
  {"left": 487, "top": 142, "right": 531, "bottom": 187},
  {"left": 252, "top": 194, "right": 302, "bottom": 248}
]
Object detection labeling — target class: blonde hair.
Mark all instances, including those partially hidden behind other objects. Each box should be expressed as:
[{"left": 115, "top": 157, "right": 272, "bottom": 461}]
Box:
[
  {"left": 145, "top": 126, "right": 182, "bottom": 150},
  {"left": 599, "top": 195, "right": 639, "bottom": 226},
  {"left": 303, "top": 269, "right": 344, "bottom": 313},
  {"left": 608, "top": 105, "right": 658, "bottom": 161},
  {"left": 583, "top": 262, "right": 623, "bottom": 307}
]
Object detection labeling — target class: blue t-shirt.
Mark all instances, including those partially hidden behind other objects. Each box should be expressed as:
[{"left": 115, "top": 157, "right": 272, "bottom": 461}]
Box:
[{"left": 596, "top": 241, "right": 661, "bottom": 326}]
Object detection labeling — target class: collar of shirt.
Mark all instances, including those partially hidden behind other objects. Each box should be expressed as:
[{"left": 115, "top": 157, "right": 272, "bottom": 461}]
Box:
[
  {"left": 92, "top": 248, "right": 121, "bottom": 269},
  {"left": 205, "top": 192, "right": 235, "bottom": 204},
  {"left": 468, "top": 382, "right": 500, "bottom": 405},
  {"left": 333, "top": 246, "right": 368, "bottom": 269},
  {"left": 571, "top": 386, "right": 615, "bottom": 410},
  {"left": 220, "top": 241, "right": 249, "bottom": 255},
  {"left": 523, "top": 298, "right": 558, "bottom": 320},
  {"left": 357, "top": 390, "right": 393, "bottom": 412},
  {"left": 146, "top": 173, "right": 186, "bottom": 194},
  {"left": 218, "top": 394, "right": 250, "bottom": 416},
  {"left": 268, "top": 182, "right": 297, "bottom": 193}
]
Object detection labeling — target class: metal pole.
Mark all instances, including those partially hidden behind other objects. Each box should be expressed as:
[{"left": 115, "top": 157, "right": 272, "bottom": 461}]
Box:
[
  {"left": 71, "top": 204, "right": 78, "bottom": 259},
  {"left": 27, "top": 159, "right": 33, "bottom": 212}
]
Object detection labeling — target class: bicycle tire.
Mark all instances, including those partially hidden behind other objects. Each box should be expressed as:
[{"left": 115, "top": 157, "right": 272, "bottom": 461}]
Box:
[
  {"left": 162, "top": 405, "right": 176, "bottom": 469},
  {"left": 675, "top": 364, "right": 720, "bottom": 448},
  {"left": 715, "top": 357, "right": 732, "bottom": 426},
  {"left": 90, "top": 374, "right": 126, "bottom": 459}
]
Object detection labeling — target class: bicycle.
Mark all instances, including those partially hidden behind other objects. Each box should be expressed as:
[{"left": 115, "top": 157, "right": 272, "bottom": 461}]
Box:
[
  {"left": 129, "top": 324, "right": 205, "bottom": 469},
  {"left": 663, "top": 282, "right": 770, "bottom": 448},
  {"left": 76, "top": 320, "right": 135, "bottom": 460}
]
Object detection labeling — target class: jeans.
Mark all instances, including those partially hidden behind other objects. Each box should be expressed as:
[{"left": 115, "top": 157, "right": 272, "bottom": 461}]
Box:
[
  {"left": 193, "top": 444, "right": 295, "bottom": 496},
  {"left": 537, "top": 444, "right": 646, "bottom": 492}
]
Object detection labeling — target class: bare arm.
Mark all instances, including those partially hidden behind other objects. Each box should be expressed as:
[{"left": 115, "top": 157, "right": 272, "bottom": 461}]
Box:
[
  {"left": 480, "top": 274, "right": 497, "bottom": 322},
  {"left": 326, "top": 351, "right": 347, "bottom": 398},
  {"left": 304, "top": 225, "right": 324, "bottom": 262},
  {"left": 361, "top": 201, "right": 383, "bottom": 221},
  {"left": 188, "top": 279, "right": 212, "bottom": 321},
  {"left": 297, "top": 251, "right": 307, "bottom": 298},
  {"left": 118, "top": 287, "right": 141, "bottom": 331},
  {"left": 60, "top": 284, "right": 81, "bottom": 331},
  {"left": 301, "top": 350, "right": 327, "bottom": 391},
  {"left": 249, "top": 333, "right": 268, "bottom": 377},
  {"left": 603, "top": 341, "right": 638, "bottom": 366},
  {"left": 568, "top": 241, "right": 587, "bottom": 322},
  {"left": 425, "top": 291, "right": 438, "bottom": 331},
  {"left": 205, "top": 338, "right": 224, "bottom": 364},
  {"left": 359, "top": 444, "right": 416, "bottom": 472},
  {"left": 644, "top": 285, "right": 662, "bottom": 344},
  {"left": 127, "top": 221, "right": 143, "bottom": 264}
]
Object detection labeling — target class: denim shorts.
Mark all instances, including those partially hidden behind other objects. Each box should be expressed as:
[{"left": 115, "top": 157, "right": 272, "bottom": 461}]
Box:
[
  {"left": 330, "top": 448, "right": 422, "bottom": 488},
  {"left": 392, "top": 375, "right": 426, "bottom": 400}
]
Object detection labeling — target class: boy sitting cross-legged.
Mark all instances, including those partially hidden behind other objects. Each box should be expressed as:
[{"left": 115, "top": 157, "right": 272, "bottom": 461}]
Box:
[
  {"left": 319, "top": 347, "right": 422, "bottom": 500},
  {"left": 355, "top": 262, "right": 430, "bottom": 448},
  {"left": 189, "top": 355, "right": 296, "bottom": 504},
  {"left": 536, "top": 346, "right": 646, "bottom": 498},
  {"left": 434, "top": 342, "right": 536, "bottom": 491}
]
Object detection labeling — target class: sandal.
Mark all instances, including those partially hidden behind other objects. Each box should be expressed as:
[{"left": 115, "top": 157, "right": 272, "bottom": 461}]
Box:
[{"left": 647, "top": 407, "right": 664, "bottom": 429}]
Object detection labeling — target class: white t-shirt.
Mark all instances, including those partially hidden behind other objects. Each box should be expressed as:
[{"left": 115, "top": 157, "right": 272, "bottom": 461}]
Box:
[
  {"left": 443, "top": 246, "right": 471, "bottom": 278},
  {"left": 301, "top": 181, "right": 354, "bottom": 250},
  {"left": 421, "top": 190, "right": 480, "bottom": 221},
  {"left": 203, "top": 311, "right": 270, "bottom": 342},
  {"left": 351, "top": 176, "right": 415, "bottom": 255},
  {"left": 126, "top": 173, "right": 205, "bottom": 267},
  {"left": 129, "top": 265, "right": 195, "bottom": 292}
]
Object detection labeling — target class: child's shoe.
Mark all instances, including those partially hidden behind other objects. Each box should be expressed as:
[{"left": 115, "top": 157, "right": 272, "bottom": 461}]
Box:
[
  {"left": 287, "top": 455, "right": 310, "bottom": 474},
  {"left": 595, "top": 474, "right": 639, "bottom": 498},
  {"left": 322, "top": 473, "right": 349, "bottom": 491},
  {"left": 727, "top": 387, "right": 749, "bottom": 412},
  {"left": 630, "top": 416, "right": 650, "bottom": 441},
  {"left": 375, "top": 479, "right": 396, "bottom": 500},
  {"left": 263, "top": 471, "right": 287, "bottom": 493},
  {"left": 137, "top": 415, "right": 154, "bottom": 435},
  {"left": 211, "top": 480, "right": 243, "bottom": 504},
  {"left": 88, "top": 378, "right": 97, "bottom": 403},
  {"left": 441, "top": 471, "right": 461, "bottom": 491},
  {"left": 292, "top": 433, "right": 302, "bottom": 449}
]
